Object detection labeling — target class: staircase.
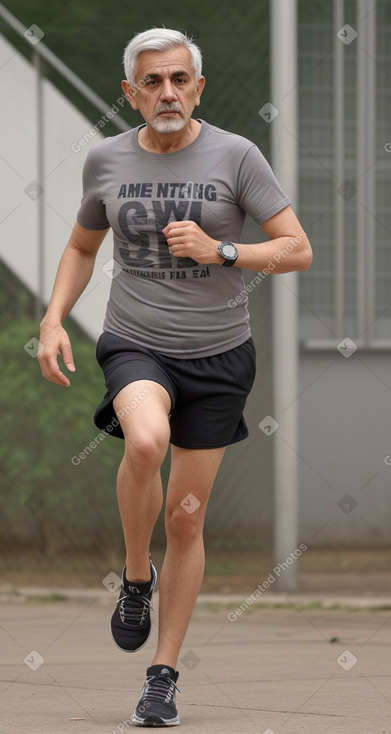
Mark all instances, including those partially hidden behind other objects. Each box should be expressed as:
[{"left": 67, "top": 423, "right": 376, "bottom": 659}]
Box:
[{"left": 0, "top": 10, "right": 129, "bottom": 338}]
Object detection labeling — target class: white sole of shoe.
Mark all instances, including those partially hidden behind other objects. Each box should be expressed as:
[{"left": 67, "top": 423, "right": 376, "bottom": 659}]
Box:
[{"left": 131, "top": 711, "right": 180, "bottom": 726}]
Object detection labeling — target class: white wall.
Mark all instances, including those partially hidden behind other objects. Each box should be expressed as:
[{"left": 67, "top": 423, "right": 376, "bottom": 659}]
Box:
[{"left": 0, "top": 33, "right": 119, "bottom": 338}]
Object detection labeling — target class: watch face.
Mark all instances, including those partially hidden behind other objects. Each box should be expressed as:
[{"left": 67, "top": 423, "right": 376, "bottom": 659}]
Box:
[{"left": 222, "top": 243, "right": 237, "bottom": 258}]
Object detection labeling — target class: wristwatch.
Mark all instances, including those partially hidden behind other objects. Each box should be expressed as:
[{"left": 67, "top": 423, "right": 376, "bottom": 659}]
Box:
[{"left": 218, "top": 241, "right": 239, "bottom": 267}]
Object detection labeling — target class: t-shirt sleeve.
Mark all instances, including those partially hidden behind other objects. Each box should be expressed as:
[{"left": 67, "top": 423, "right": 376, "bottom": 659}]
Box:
[
  {"left": 236, "top": 144, "right": 291, "bottom": 224},
  {"left": 76, "top": 150, "right": 110, "bottom": 230}
]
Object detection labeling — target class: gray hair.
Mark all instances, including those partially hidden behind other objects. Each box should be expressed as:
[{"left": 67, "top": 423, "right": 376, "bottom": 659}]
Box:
[{"left": 123, "top": 28, "right": 202, "bottom": 89}]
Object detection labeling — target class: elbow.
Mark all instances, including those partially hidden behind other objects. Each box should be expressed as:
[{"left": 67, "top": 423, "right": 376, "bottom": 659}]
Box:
[{"left": 297, "top": 243, "right": 313, "bottom": 271}]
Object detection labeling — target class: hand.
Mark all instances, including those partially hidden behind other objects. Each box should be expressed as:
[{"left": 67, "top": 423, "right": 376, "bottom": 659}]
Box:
[
  {"left": 37, "top": 322, "right": 75, "bottom": 387},
  {"left": 163, "top": 221, "right": 222, "bottom": 264}
]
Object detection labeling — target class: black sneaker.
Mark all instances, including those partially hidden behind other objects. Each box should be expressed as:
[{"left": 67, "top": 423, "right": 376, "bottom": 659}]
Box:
[
  {"left": 110, "top": 560, "right": 157, "bottom": 652},
  {"left": 131, "top": 664, "right": 180, "bottom": 726}
]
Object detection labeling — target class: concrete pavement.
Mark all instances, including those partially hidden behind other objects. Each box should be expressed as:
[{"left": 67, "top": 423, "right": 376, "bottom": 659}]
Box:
[{"left": 1, "top": 591, "right": 391, "bottom": 733}]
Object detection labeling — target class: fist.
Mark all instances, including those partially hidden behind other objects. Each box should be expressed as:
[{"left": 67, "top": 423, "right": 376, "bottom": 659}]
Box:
[{"left": 163, "top": 221, "right": 222, "bottom": 265}]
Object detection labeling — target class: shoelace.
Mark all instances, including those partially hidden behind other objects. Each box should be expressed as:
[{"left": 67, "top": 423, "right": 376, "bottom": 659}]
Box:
[
  {"left": 142, "top": 674, "right": 181, "bottom": 704},
  {"left": 117, "top": 592, "right": 153, "bottom": 626}
]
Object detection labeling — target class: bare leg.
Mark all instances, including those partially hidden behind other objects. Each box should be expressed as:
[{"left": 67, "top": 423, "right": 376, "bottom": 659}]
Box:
[
  {"left": 113, "top": 380, "right": 171, "bottom": 583},
  {"left": 151, "top": 445, "right": 226, "bottom": 669}
]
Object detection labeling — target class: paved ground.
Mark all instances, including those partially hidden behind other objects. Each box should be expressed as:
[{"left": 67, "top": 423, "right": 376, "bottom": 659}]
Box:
[{"left": 1, "top": 590, "right": 391, "bottom": 733}]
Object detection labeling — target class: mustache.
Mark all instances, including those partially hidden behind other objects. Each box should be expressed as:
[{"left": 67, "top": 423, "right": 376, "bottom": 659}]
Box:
[{"left": 154, "top": 103, "right": 184, "bottom": 115}]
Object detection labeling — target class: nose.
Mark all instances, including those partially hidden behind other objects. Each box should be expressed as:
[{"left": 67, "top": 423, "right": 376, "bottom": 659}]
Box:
[{"left": 160, "top": 79, "right": 177, "bottom": 102}]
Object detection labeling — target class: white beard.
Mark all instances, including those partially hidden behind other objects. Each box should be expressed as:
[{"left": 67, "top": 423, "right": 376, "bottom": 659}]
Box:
[{"left": 150, "top": 114, "right": 187, "bottom": 133}]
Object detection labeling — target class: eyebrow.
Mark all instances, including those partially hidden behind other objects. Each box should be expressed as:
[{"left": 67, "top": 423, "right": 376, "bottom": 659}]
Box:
[{"left": 143, "top": 70, "right": 190, "bottom": 81}]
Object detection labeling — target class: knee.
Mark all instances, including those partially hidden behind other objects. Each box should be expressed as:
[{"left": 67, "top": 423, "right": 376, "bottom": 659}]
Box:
[
  {"left": 123, "top": 429, "right": 168, "bottom": 473},
  {"left": 165, "top": 500, "right": 204, "bottom": 548}
]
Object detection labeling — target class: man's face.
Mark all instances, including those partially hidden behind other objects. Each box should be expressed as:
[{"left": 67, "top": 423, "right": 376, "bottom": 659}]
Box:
[{"left": 122, "top": 46, "right": 205, "bottom": 133}]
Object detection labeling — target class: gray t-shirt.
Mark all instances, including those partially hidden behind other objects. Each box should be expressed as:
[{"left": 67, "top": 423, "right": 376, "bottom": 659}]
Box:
[{"left": 77, "top": 120, "right": 290, "bottom": 357}]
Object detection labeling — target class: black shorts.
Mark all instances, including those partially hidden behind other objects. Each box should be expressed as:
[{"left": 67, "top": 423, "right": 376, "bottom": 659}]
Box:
[{"left": 93, "top": 331, "right": 256, "bottom": 449}]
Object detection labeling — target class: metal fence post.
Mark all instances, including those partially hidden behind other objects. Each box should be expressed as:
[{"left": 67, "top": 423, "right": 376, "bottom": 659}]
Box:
[
  {"left": 357, "top": 0, "right": 376, "bottom": 343},
  {"left": 271, "top": 0, "right": 299, "bottom": 592},
  {"left": 33, "top": 49, "right": 45, "bottom": 322},
  {"left": 334, "top": 0, "right": 346, "bottom": 340}
]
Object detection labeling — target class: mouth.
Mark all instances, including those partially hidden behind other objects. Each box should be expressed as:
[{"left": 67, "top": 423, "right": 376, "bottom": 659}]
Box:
[{"left": 158, "top": 110, "right": 180, "bottom": 116}]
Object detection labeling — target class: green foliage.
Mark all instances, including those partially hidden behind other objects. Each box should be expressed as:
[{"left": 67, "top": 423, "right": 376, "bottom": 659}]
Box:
[
  {"left": 0, "top": 307, "right": 126, "bottom": 554},
  {"left": 0, "top": 254, "right": 128, "bottom": 556}
]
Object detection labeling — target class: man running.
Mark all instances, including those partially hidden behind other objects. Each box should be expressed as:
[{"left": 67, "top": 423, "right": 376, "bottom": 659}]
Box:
[{"left": 38, "top": 28, "right": 312, "bottom": 727}]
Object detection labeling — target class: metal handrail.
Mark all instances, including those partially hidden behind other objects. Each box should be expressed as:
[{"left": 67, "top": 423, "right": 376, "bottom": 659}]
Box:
[{"left": 0, "top": 2, "right": 129, "bottom": 132}]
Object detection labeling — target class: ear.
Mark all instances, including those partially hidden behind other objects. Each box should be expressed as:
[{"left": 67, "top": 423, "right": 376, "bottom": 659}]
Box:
[
  {"left": 121, "top": 79, "right": 139, "bottom": 111},
  {"left": 194, "top": 75, "right": 206, "bottom": 107}
]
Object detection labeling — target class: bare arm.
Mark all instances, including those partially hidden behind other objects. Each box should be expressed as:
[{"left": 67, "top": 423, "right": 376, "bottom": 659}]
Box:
[
  {"left": 163, "top": 206, "right": 313, "bottom": 272},
  {"left": 234, "top": 206, "right": 313, "bottom": 272},
  {"left": 38, "top": 221, "right": 109, "bottom": 387}
]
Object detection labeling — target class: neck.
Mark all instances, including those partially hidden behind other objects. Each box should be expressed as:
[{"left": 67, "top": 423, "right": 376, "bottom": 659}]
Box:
[{"left": 138, "top": 118, "right": 201, "bottom": 154}]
